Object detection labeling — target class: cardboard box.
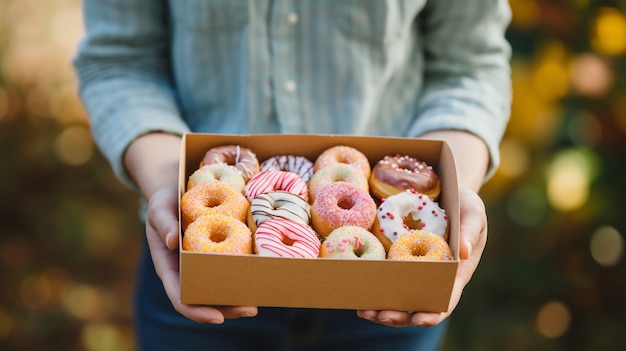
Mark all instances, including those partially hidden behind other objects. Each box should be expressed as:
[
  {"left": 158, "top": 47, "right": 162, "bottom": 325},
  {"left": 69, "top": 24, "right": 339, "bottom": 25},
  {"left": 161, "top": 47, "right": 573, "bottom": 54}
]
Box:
[{"left": 179, "top": 133, "right": 459, "bottom": 312}]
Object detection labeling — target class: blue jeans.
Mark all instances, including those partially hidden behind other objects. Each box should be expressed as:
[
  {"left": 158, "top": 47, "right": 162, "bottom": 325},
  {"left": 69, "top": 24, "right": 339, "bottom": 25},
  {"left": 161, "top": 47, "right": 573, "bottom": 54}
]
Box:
[{"left": 134, "top": 240, "right": 448, "bottom": 351}]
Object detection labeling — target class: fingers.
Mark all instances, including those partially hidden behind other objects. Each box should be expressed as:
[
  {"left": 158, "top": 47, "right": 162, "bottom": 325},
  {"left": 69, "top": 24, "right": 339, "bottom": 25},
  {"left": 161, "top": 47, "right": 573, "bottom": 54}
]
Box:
[
  {"left": 145, "top": 188, "right": 258, "bottom": 323},
  {"left": 358, "top": 188, "right": 490, "bottom": 329},
  {"left": 458, "top": 187, "right": 487, "bottom": 260},
  {"left": 146, "top": 188, "right": 180, "bottom": 250}
]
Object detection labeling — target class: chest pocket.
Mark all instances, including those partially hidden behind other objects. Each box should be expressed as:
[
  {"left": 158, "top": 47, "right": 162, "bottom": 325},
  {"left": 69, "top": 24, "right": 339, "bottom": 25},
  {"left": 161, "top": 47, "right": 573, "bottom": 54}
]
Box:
[
  {"left": 171, "top": 0, "right": 249, "bottom": 31},
  {"left": 333, "top": 0, "right": 423, "bottom": 45}
]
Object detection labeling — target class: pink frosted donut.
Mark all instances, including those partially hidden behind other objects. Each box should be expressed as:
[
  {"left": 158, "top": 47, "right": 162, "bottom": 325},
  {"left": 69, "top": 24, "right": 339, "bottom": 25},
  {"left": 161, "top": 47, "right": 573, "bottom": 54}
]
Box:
[
  {"left": 245, "top": 171, "right": 308, "bottom": 202},
  {"left": 254, "top": 218, "right": 321, "bottom": 258},
  {"left": 260, "top": 155, "right": 315, "bottom": 183},
  {"left": 319, "top": 226, "right": 385, "bottom": 260},
  {"left": 371, "top": 188, "right": 448, "bottom": 252},
  {"left": 187, "top": 163, "right": 245, "bottom": 193},
  {"left": 310, "top": 182, "right": 377, "bottom": 238},
  {"left": 308, "top": 163, "right": 369, "bottom": 203}
]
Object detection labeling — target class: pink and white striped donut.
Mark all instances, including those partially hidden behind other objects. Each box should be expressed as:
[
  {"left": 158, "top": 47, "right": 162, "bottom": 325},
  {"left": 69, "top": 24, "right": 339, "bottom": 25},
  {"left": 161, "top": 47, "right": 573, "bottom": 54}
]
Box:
[
  {"left": 253, "top": 218, "right": 321, "bottom": 258},
  {"left": 260, "top": 155, "right": 315, "bottom": 183},
  {"left": 245, "top": 171, "right": 308, "bottom": 202}
]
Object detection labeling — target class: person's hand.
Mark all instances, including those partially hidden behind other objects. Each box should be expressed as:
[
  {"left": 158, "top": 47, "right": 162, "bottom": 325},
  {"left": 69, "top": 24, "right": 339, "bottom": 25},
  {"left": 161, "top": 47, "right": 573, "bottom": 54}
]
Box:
[
  {"left": 145, "top": 187, "right": 259, "bottom": 324},
  {"left": 356, "top": 186, "right": 487, "bottom": 327}
]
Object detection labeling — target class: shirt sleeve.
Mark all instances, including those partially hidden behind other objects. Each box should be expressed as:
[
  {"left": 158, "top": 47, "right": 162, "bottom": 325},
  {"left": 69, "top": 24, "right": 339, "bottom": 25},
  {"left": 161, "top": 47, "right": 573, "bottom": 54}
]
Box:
[
  {"left": 408, "top": 0, "right": 512, "bottom": 180},
  {"left": 73, "top": 0, "right": 190, "bottom": 189}
]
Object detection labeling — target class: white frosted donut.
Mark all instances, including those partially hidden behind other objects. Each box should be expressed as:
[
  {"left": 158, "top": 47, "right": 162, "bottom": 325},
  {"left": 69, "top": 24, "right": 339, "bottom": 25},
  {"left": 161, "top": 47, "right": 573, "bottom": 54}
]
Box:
[
  {"left": 371, "top": 188, "right": 448, "bottom": 251},
  {"left": 254, "top": 218, "right": 321, "bottom": 258},
  {"left": 260, "top": 155, "right": 315, "bottom": 183},
  {"left": 187, "top": 163, "right": 246, "bottom": 193},
  {"left": 247, "top": 191, "right": 311, "bottom": 233}
]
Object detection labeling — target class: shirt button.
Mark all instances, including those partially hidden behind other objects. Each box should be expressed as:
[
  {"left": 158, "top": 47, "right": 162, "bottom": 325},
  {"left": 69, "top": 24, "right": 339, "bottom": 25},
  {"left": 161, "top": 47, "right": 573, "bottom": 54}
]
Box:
[
  {"left": 287, "top": 13, "right": 298, "bottom": 25},
  {"left": 284, "top": 80, "right": 297, "bottom": 93}
]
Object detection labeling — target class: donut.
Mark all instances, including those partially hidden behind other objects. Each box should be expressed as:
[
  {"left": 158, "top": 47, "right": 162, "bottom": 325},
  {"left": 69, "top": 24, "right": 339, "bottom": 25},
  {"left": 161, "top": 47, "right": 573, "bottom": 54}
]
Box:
[
  {"left": 187, "top": 163, "right": 245, "bottom": 193},
  {"left": 371, "top": 188, "right": 448, "bottom": 252},
  {"left": 387, "top": 230, "right": 453, "bottom": 261},
  {"left": 260, "top": 155, "right": 315, "bottom": 183},
  {"left": 201, "top": 145, "right": 260, "bottom": 183},
  {"left": 180, "top": 181, "right": 249, "bottom": 230},
  {"left": 254, "top": 218, "right": 321, "bottom": 258},
  {"left": 369, "top": 155, "right": 440, "bottom": 200},
  {"left": 310, "top": 182, "right": 377, "bottom": 238},
  {"left": 319, "top": 226, "right": 385, "bottom": 260},
  {"left": 247, "top": 191, "right": 311, "bottom": 233},
  {"left": 244, "top": 170, "right": 308, "bottom": 202},
  {"left": 307, "top": 163, "right": 369, "bottom": 204},
  {"left": 183, "top": 214, "right": 252, "bottom": 254},
  {"left": 314, "top": 145, "right": 371, "bottom": 179}
]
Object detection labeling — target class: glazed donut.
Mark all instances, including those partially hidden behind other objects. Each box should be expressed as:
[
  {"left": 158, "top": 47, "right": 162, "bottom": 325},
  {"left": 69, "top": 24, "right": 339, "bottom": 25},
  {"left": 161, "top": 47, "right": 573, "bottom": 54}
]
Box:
[
  {"left": 254, "top": 218, "right": 321, "bottom": 258},
  {"left": 183, "top": 214, "right": 252, "bottom": 254},
  {"left": 310, "top": 182, "right": 377, "bottom": 238},
  {"left": 187, "top": 163, "right": 245, "bottom": 193},
  {"left": 245, "top": 170, "right": 309, "bottom": 202},
  {"left": 369, "top": 155, "right": 440, "bottom": 200},
  {"left": 314, "top": 145, "right": 371, "bottom": 179},
  {"left": 180, "top": 181, "right": 249, "bottom": 230},
  {"left": 308, "top": 163, "right": 369, "bottom": 204},
  {"left": 247, "top": 191, "right": 311, "bottom": 233},
  {"left": 388, "top": 230, "right": 453, "bottom": 261},
  {"left": 260, "top": 155, "right": 315, "bottom": 183},
  {"left": 201, "top": 145, "right": 260, "bottom": 183},
  {"left": 319, "top": 226, "right": 385, "bottom": 260},
  {"left": 371, "top": 188, "right": 448, "bottom": 252}
]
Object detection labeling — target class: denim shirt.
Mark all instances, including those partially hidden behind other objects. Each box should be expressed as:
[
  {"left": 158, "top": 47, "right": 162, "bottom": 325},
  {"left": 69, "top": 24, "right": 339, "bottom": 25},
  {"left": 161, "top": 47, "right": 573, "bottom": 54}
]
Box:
[{"left": 74, "top": 0, "right": 512, "bottom": 188}]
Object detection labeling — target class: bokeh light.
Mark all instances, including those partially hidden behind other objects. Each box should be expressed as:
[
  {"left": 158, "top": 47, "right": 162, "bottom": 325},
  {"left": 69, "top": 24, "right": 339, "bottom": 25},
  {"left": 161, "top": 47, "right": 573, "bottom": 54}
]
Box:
[
  {"left": 531, "top": 43, "right": 570, "bottom": 102},
  {"left": 81, "top": 322, "right": 134, "bottom": 351},
  {"left": 592, "top": 7, "right": 626, "bottom": 56},
  {"left": 497, "top": 137, "right": 530, "bottom": 179},
  {"left": 546, "top": 148, "right": 599, "bottom": 212},
  {"left": 536, "top": 301, "right": 571, "bottom": 339},
  {"left": 569, "top": 53, "right": 614, "bottom": 98},
  {"left": 54, "top": 125, "right": 95, "bottom": 166},
  {"left": 61, "top": 283, "right": 116, "bottom": 321},
  {"left": 590, "top": 226, "right": 624, "bottom": 267}
]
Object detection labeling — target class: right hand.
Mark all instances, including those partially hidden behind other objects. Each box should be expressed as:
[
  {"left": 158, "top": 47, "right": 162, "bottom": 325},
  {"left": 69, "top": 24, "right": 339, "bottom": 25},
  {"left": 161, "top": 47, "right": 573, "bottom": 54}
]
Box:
[{"left": 145, "top": 187, "right": 259, "bottom": 324}]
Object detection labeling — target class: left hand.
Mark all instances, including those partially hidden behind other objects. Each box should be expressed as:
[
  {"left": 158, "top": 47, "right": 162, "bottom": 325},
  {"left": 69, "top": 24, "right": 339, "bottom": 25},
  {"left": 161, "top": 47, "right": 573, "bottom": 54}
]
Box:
[{"left": 356, "top": 186, "right": 487, "bottom": 327}]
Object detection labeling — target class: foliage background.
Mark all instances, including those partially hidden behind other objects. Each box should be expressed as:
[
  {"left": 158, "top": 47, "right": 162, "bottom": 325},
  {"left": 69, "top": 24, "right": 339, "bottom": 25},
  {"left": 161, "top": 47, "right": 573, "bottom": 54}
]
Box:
[{"left": 0, "top": 1, "right": 624, "bottom": 350}]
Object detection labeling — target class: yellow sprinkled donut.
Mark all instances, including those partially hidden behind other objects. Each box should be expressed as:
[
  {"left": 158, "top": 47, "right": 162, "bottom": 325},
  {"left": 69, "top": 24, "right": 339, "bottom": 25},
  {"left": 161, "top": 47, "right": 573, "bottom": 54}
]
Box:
[
  {"left": 314, "top": 145, "right": 371, "bottom": 179},
  {"left": 183, "top": 214, "right": 252, "bottom": 254},
  {"left": 180, "top": 181, "right": 249, "bottom": 230},
  {"left": 387, "top": 230, "right": 453, "bottom": 261}
]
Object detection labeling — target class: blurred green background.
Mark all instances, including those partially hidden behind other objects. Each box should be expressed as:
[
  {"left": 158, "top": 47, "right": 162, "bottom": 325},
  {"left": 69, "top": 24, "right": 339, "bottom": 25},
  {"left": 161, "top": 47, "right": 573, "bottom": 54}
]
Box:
[{"left": 0, "top": 0, "right": 625, "bottom": 350}]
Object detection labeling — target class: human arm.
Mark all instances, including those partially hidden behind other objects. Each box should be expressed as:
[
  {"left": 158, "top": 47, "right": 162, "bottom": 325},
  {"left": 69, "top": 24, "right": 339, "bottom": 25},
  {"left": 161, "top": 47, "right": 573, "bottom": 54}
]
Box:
[
  {"left": 74, "top": 0, "right": 256, "bottom": 323},
  {"left": 357, "top": 0, "right": 512, "bottom": 327},
  {"left": 357, "top": 130, "right": 489, "bottom": 327},
  {"left": 124, "top": 133, "right": 258, "bottom": 324}
]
